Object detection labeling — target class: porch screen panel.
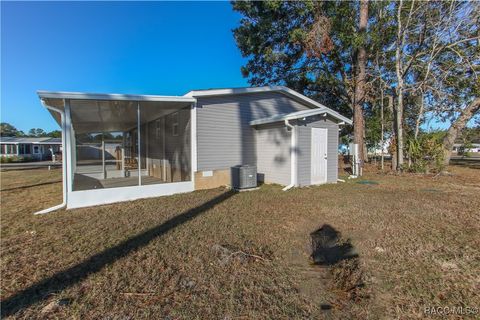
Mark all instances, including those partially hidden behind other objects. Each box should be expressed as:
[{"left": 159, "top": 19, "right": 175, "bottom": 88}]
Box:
[
  {"left": 139, "top": 103, "right": 191, "bottom": 185},
  {"left": 70, "top": 100, "right": 139, "bottom": 191}
]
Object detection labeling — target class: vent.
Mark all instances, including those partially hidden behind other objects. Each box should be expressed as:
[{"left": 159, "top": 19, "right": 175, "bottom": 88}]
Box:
[{"left": 231, "top": 165, "right": 257, "bottom": 189}]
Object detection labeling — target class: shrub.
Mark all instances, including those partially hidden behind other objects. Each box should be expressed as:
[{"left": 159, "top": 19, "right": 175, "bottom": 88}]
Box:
[
  {"left": 405, "top": 136, "right": 444, "bottom": 173},
  {"left": 0, "top": 156, "right": 35, "bottom": 163},
  {"left": 0, "top": 157, "right": 13, "bottom": 163}
]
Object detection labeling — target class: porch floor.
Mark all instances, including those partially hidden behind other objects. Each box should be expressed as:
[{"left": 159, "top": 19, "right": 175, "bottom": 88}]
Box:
[{"left": 73, "top": 174, "right": 166, "bottom": 191}]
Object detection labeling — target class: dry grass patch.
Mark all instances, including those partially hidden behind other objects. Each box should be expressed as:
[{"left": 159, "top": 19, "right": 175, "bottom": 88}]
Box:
[{"left": 1, "top": 166, "right": 479, "bottom": 319}]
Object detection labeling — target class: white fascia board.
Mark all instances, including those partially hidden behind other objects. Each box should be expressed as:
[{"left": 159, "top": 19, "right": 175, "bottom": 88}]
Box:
[
  {"left": 184, "top": 86, "right": 284, "bottom": 97},
  {"left": 278, "top": 88, "right": 353, "bottom": 124},
  {"left": 38, "top": 91, "right": 196, "bottom": 103},
  {"left": 185, "top": 86, "right": 352, "bottom": 124},
  {"left": 288, "top": 108, "right": 351, "bottom": 124},
  {"left": 250, "top": 107, "right": 352, "bottom": 126}
]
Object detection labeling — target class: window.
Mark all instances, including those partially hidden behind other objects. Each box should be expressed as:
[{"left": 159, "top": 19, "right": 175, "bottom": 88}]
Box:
[
  {"left": 172, "top": 112, "right": 179, "bottom": 136},
  {"left": 6, "top": 145, "right": 15, "bottom": 154},
  {"left": 19, "top": 144, "right": 31, "bottom": 154}
]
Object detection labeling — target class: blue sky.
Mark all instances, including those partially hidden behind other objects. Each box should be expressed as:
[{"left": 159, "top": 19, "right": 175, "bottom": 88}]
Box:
[
  {"left": 1, "top": 1, "right": 473, "bottom": 134},
  {"left": 1, "top": 1, "right": 248, "bottom": 132}
]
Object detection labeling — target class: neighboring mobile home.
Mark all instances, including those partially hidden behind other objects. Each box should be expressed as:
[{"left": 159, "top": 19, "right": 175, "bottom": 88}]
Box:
[
  {"left": 38, "top": 86, "right": 351, "bottom": 211},
  {"left": 0, "top": 137, "right": 62, "bottom": 161},
  {"left": 452, "top": 143, "right": 480, "bottom": 154}
]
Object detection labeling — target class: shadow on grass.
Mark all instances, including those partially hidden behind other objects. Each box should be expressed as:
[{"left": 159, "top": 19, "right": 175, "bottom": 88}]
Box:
[
  {"left": 310, "top": 225, "right": 366, "bottom": 308},
  {"left": 0, "top": 180, "right": 62, "bottom": 192},
  {"left": 1, "top": 190, "right": 236, "bottom": 317},
  {"left": 310, "top": 224, "right": 358, "bottom": 266}
]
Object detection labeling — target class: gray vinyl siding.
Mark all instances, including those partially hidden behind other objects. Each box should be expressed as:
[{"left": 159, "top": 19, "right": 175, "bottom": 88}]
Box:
[
  {"left": 295, "top": 116, "right": 339, "bottom": 185},
  {"left": 196, "top": 92, "right": 310, "bottom": 171},
  {"left": 255, "top": 123, "right": 291, "bottom": 185}
]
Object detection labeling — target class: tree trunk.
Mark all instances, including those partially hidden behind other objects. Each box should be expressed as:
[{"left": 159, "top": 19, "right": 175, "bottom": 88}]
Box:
[
  {"left": 414, "top": 90, "right": 424, "bottom": 139},
  {"left": 386, "top": 95, "right": 395, "bottom": 171},
  {"left": 442, "top": 97, "right": 480, "bottom": 167},
  {"left": 395, "top": 0, "right": 405, "bottom": 171},
  {"left": 391, "top": 149, "right": 397, "bottom": 171},
  {"left": 380, "top": 83, "right": 384, "bottom": 171},
  {"left": 394, "top": 96, "right": 404, "bottom": 170},
  {"left": 353, "top": 0, "right": 369, "bottom": 171},
  {"left": 390, "top": 131, "right": 398, "bottom": 171},
  {"left": 363, "top": 125, "right": 368, "bottom": 163}
]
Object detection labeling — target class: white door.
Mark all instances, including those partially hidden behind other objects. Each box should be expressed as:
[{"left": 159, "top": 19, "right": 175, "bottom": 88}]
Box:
[{"left": 311, "top": 128, "right": 328, "bottom": 184}]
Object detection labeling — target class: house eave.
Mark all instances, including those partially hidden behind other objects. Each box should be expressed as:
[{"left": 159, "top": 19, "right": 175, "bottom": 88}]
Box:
[
  {"left": 250, "top": 107, "right": 353, "bottom": 126},
  {"left": 37, "top": 90, "right": 196, "bottom": 103}
]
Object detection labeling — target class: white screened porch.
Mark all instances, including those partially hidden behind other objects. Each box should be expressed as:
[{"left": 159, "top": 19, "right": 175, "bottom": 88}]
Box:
[{"left": 38, "top": 91, "right": 196, "bottom": 209}]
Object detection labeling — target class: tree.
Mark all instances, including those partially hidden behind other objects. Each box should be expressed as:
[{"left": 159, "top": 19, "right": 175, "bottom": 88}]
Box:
[
  {"left": 364, "top": 108, "right": 382, "bottom": 155},
  {"left": 1, "top": 123, "right": 61, "bottom": 139},
  {"left": 47, "top": 130, "right": 62, "bottom": 138},
  {"left": 232, "top": 0, "right": 479, "bottom": 172},
  {"left": 0, "top": 123, "right": 24, "bottom": 137},
  {"left": 353, "top": 0, "right": 369, "bottom": 166},
  {"left": 392, "top": 0, "right": 479, "bottom": 170},
  {"left": 442, "top": 98, "right": 480, "bottom": 166},
  {"left": 393, "top": 0, "right": 408, "bottom": 170},
  {"left": 232, "top": 1, "right": 370, "bottom": 162},
  {"left": 28, "top": 128, "right": 47, "bottom": 137},
  {"left": 233, "top": 1, "right": 349, "bottom": 109}
]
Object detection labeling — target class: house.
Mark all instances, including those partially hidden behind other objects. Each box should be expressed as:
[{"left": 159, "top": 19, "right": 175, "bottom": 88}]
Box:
[
  {"left": 37, "top": 86, "right": 351, "bottom": 211},
  {"left": 0, "top": 136, "right": 62, "bottom": 161},
  {"left": 366, "top": 137, "right": 391, "bottom": 157},
  {"left": 452, "top": 143, "right": 480, "bottom": 154}
]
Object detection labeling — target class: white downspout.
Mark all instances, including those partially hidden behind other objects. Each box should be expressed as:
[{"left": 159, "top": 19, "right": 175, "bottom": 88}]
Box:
[
  {"left": 34, "top": 101, "right": 67, "bottom": 215},
  {"left": 191, "top": 100, "right": 197, "bottom": 186},
  {"left": 137, "top": 101, "right": 141, "bottom": 186},
  {"left": 283, "top": 119, "right": 297, "bottom": 191}
]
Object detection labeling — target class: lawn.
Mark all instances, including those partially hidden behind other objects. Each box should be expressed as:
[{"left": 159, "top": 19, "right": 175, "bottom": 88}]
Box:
[{"left": 1, "top": 166, "right": 479, "bottom": 319}]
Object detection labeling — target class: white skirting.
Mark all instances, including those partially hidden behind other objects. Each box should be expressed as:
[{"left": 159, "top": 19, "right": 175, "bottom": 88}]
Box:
[{"left": 67, "top": 181, "right": 194, "bottom": 209}]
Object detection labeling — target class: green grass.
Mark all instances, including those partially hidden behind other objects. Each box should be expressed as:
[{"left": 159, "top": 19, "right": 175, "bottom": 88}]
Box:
[{"left": 1, "top": 167, "right": 479, "bottom": 319}]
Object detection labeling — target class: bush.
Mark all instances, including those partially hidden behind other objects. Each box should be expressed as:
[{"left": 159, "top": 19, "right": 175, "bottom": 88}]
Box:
[
  {"left": 0, "top": 156, "right": 34, "bottom": 163},
  {"left": 0, "top": 157, "right": 13, "bottom": 163},
  {"left": 405, "top": 136, "right": 444, "bottom": 173},
  {"left": 20, "top": 156, "right": 33, "bottom": 162}
]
